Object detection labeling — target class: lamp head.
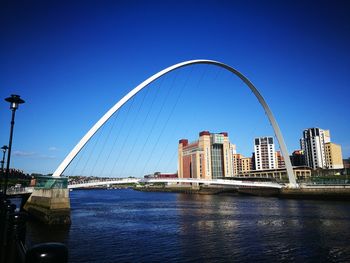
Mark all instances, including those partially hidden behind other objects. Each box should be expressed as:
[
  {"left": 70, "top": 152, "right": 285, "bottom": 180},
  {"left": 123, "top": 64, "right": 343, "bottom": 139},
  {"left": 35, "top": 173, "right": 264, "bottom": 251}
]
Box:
[
  {"left": 5, "top": 94, "right": 25, "bottom": 110},
  {"left": 1, "top": 145, "right": 8, "bottom": 153}
]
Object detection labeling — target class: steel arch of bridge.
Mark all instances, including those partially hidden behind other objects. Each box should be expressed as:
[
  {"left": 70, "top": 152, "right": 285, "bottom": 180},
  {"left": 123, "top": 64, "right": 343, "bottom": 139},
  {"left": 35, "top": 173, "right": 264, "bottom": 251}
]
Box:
[{"left": 52, "top": 59, "right": 297, "bottom": 188}]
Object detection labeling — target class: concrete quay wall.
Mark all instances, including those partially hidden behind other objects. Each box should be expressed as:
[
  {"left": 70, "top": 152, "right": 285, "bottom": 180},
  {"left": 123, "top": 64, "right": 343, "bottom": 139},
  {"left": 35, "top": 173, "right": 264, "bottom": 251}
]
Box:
[
  {"left": 280, "top": 187, "right": 350, "bottom": 199},
  {"left": 135, "top": 184, "right": 350, "bottom": 200},
  {"left": 24, "top": 188, "right": 71, "bottom": 225}
]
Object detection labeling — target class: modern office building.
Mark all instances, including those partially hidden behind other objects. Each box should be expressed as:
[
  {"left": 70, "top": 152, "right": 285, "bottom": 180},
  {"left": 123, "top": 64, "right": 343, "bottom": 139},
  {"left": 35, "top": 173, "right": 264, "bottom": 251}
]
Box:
[
  {"left": 290, "top": 150, "right": 306, "bottom": 166},
  {"left": 251, "top": 152, "right": 256, "bottom": 170},
  {"left": 233, "top": 154, "right": 253, "bottom": 175},
  {"left": 301, "top": 128, "right": 331, "bottom": 169},
  {"left": 275, "top": 150, "right": 285, "bottom": 168},
  {"left": 325, "top": 142, "right": 344, "bottom": 169},
  {"left": 254, "top": 136, "right": 277, "bottom": 170},
  {"left": 238, "top": 166, "right": 312, "bottom": 181},
  {"left": 144, "top": 172, "right": 178, "bottom": 179},
  {"left": 178, "top": 131, "right": 236, "bottom": 180},
  {"left": 343, "top": 159, "right": 350, "bottom": 174}
]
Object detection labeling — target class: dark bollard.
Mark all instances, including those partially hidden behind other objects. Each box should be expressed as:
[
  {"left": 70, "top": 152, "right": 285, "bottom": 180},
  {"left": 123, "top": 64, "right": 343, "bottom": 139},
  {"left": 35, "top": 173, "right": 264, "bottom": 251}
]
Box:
[{"left": 25, "top": 243, "right": 68, "bottom": 263}]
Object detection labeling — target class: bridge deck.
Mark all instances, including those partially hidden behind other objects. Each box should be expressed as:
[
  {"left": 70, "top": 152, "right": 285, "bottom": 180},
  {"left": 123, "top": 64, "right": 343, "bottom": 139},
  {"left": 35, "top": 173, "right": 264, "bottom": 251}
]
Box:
[{"left": 68, "top": 178, "right": 283, "bottom": 189}]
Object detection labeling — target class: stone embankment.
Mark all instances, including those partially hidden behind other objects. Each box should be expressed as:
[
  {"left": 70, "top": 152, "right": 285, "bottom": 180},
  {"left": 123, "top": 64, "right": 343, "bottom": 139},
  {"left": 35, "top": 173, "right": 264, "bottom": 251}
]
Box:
[
  {"left": 280, "top": 186, "right": 350, "bottom": 200},
  {"left": 135, "top": 185, "right": 350, "bottom": 199},
  {"left": 134, "top": 185, "right": 239, "bottom": 195}
]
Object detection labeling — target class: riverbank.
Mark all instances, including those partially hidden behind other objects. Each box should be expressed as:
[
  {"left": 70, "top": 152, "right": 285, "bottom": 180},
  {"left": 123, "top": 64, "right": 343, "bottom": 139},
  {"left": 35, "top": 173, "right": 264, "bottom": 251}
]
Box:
[
  {"left": 134, "top": 185, "right": 350, "bottom": 200},
  {"left": 134, "top": 185, "right": 235, "bottom": 195},
  {"left": 71, "top": 184, "right": 133, "bottom": 190},
  {"left": 134, "top": 185, "right": 281, "bottom": 196},
  {"left": 280, "top": 186, "right": 350, "bottom": 200}
]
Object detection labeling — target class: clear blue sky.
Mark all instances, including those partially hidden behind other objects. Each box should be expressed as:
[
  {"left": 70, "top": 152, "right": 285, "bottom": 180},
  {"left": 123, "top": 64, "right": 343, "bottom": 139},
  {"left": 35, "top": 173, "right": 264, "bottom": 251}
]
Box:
[{"left": 1, "top": 0, "right": 349, "bottom": 176}]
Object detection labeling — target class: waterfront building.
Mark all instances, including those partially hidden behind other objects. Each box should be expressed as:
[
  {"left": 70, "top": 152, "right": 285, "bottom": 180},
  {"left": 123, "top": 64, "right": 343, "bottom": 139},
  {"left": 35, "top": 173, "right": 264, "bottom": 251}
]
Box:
[
  {"left": 343, "top": 159, "right": 350, "bottom": 174},
  {"left": 251, "top": 152, "right": 256, "bottom": 170},
  {"left": 178, "top": 131, "right": 236, "bottom": 179},
  {"left": 254, "top": 137, "right": 277, "bottom": 170},
  {"left": 233, "top": 154, "right": 253, "bottom": 175},
  {"left": 144, "top": 172, "right": 178, "bottom": 179},
  {"left": 275, "top": 150, "right": 285, "bottom": 168},
  {"left": 290, "top": 150, "right": 306, "bottom": 166},
  {"left": 325, "top": 142, "right": 344, "bottom": 169},
  {"left": 238, "top": 166, "right": 312, "bottom": 181},
  {"left": 300, "top": 128, "right": 344, "bottom": 170},
  {"left": 301, "top": 128, "right": 330, "bottom": 169}
]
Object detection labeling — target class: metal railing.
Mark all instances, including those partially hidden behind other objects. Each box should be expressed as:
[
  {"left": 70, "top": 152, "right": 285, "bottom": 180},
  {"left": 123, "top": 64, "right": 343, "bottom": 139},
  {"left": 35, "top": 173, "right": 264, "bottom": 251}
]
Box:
[
  {"left": 34, "top": 176, "right": 68, "bottom": 189},
  {"left": 5, "top": 187, "right": 34, "bottom": 196},
  {"left": 0, "top": 194, "right": 68, "bottom": 263}
]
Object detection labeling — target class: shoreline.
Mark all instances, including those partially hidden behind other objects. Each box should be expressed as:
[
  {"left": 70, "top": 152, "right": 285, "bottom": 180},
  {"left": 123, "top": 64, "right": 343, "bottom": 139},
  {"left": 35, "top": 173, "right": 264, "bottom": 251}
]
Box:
[
  {"left": 68, "top": 184, "right": 350, "bottom": 200},
  {"left": 133, "top": 185, "right": 350, "bottom": 200}
]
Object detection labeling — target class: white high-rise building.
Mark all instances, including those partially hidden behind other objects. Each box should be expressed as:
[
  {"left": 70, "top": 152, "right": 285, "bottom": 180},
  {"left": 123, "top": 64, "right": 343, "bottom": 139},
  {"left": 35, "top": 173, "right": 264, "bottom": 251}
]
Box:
[
  {"left": 254, "top": 137, "right": 277, "bottom": 170},
  {"left": 300, "top": 128, "right": 330, "bottom": 169}
]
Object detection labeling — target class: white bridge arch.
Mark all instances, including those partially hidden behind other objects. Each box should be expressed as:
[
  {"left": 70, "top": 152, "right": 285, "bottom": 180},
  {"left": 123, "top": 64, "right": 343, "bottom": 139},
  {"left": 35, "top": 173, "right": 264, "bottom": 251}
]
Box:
[{"left": 53, "top": 59, "right": 297, "bottom": 188}]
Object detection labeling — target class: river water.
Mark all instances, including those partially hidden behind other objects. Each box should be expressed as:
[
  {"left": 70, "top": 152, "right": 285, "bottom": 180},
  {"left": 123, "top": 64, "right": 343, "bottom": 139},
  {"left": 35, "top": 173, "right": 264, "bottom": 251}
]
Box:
[{"left": 25, "top": 189, "right": 350, "bottom": 262}]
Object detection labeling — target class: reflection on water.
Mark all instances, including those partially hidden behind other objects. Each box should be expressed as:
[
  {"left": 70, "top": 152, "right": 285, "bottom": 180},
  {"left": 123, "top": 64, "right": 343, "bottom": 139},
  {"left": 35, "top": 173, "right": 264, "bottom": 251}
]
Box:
[
  {"left": 26, "top": 189, "right": 350, "bottom": 262},
  {"left": 26, "top": 219, "right": 70, "bottom": 245}
]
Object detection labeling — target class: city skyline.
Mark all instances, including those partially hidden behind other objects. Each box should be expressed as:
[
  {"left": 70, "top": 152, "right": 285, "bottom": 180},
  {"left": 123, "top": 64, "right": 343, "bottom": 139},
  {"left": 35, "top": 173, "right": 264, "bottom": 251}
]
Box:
[
  {"left": 1, "top": 0, "right": 349, "bottom": 175},
  {"left": 179, "top": 128, "right": 344, "bottom": 178}
]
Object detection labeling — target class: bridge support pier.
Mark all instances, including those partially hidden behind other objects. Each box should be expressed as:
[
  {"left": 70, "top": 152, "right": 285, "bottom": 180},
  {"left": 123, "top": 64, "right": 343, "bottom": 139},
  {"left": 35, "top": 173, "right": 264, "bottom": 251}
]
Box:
[
  {"left": 191, "top": 182, "right": 200, "bottom": 190},
  {"left": 24, "top": 176, "right": 71, "bottom": 225}
]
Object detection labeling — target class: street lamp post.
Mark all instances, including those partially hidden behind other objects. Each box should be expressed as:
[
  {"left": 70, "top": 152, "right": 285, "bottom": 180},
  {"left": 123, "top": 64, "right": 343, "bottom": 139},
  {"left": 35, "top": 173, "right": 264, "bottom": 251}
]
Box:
[
  {"left": 0, "top": 145, "right": 8, "bottom": 192},
  {"left": 3, "top": 94, "right": 25, "bottom": 195}
]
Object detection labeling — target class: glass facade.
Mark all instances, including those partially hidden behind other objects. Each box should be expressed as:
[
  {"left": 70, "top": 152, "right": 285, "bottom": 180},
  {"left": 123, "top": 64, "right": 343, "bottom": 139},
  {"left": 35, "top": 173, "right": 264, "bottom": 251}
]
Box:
[
  {"left": 179, "top": 131, "right": 234, "bottom": 180},
  {"left": 211, "top": 144, "right": 224, "bottom": 179},
  {"left": 34, "top": 175, "right": 68, "bottom": 189}
]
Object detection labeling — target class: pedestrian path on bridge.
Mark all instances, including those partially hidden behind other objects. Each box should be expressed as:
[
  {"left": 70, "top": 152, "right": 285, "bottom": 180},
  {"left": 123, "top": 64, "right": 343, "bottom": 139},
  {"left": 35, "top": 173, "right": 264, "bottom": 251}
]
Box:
[{"left": 68, "top": 177, "right": 283, "bottom": 189}]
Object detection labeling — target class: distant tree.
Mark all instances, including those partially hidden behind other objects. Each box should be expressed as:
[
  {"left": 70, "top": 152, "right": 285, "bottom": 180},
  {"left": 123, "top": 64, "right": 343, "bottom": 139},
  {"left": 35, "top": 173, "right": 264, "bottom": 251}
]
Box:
[{"left": 31, "top": 173, "right": 44, "bottom": 177}]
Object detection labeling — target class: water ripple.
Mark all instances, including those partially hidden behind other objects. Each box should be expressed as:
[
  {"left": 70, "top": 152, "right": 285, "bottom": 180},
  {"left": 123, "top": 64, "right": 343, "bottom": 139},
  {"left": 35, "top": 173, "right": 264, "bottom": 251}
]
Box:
[{"left": 26, "top": 189, "right": 350, "bottom": 262}]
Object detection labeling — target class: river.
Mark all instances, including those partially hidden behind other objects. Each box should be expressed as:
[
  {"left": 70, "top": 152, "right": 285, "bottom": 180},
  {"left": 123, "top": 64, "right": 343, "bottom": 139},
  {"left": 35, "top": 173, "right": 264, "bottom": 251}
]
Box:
[{"left": 25, "top": 189, "right": 350, "bottom": 262}]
